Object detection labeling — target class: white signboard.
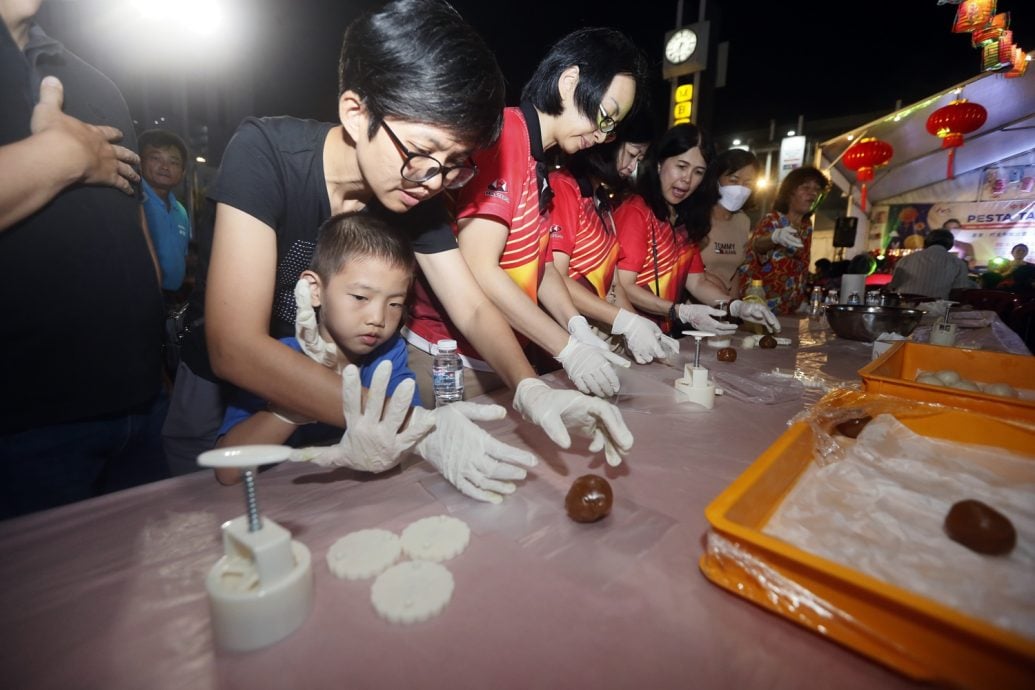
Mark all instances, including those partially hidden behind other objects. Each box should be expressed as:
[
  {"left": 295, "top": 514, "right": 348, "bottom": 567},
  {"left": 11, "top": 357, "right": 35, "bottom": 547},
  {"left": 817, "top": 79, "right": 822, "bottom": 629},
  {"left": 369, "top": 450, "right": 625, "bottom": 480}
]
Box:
[{"left": 778, "top": 135, "right": 806, "bottom": 182}]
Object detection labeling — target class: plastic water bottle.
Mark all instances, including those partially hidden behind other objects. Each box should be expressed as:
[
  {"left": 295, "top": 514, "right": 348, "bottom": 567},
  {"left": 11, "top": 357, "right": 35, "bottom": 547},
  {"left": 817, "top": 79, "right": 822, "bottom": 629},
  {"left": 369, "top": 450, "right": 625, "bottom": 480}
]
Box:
[
  {"left": 809, "top": 285, "right": 824, "bottom": 318},
  {"left": 742, "top": 279, "right": 768, "bottom": 334},
  {"left": 432, "top": 339, "right": 463, "bottom": 406}
]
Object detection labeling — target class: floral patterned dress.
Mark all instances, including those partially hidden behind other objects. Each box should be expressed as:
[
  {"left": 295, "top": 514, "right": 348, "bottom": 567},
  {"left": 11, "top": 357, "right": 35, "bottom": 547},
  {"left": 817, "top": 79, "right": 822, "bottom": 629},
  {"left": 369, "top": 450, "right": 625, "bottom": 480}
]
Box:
[{"left": 735, "top": 211, "right": 812, "bottom": 315}]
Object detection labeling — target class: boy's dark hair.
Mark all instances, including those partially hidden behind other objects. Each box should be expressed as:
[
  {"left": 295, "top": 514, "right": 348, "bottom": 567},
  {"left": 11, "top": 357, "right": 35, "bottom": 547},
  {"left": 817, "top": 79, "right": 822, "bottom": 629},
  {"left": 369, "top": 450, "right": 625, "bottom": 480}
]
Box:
[
  {"left": 635, "top": 123, "right": 715, "bottom": 227},
  {"left": 684, "top": 147, "right": 760, "bottom": 243},
  {"left": 521, "top": 27, "right": 649, "bottom": 122},
  {"left": 138, "top": 129, "right": 188, "bottom": 161},
  {"left": 924, "top": 229, "right": 955, "bottom": 250},
  {"left": 773, "top": 166, "right": 829, "bottom": 217},
  {"left": 310, "top": 212, "right": 415, "bottom": 284},
  {"left": 338, "top": 0, "right": 505, "bottom": 150}
]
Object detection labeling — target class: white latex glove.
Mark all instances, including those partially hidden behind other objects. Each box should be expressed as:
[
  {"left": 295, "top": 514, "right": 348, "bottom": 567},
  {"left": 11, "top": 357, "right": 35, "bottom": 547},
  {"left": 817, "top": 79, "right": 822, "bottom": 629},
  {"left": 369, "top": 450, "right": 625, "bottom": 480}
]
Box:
[
  {"left": 294, "top": 278, "right": 347, "bottom": 372},
  {"left": 289, "top": 360, "right": 433, "bottom": 471},
  {"left": 567, "top": 314, "right": 611, "bottom": 351},
  {"left": 658, "top": 333, "right": 680, "bottom": 359},
  {"left": 555, "top": 336, "right": 629, "bottom": 398},
  {"left": 611, "top": 308, "right": 666, "bottom": 364},
  {"left": 413, "top": 402, "right": 538, "bottom": 504},
  {"left": 770, "top": 226, "right": 804, "bottom": 250},
  {"left": 730, "top": 299, "right": 781, "bottom": 333},
  {"left": 675, "top": 303, "right": 737, "bottom": 335},
  {"left": 512, "top": 378, "right": 633, "bottom": 467}
]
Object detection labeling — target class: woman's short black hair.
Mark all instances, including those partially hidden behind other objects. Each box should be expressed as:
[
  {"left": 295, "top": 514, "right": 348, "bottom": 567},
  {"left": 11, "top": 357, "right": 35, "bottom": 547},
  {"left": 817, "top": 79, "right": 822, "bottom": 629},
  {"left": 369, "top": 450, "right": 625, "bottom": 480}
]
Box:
[
  {"left": 635, "top": 123, "right": 715, "bottom": 224},
  {"left": 521, "top": 27, "right": 648, "bottom": 123},
  {"left": 338, "top": 0, "right": 505, "bottom": 149}
]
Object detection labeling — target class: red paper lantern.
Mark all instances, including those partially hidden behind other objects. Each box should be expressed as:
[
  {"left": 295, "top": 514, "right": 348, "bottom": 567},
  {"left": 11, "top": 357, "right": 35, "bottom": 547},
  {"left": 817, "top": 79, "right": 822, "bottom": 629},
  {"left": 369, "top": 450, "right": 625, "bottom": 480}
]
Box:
[
  {"left": 925, "top": 99, "right": 988, "bottom": 179},
  {"left": 842, "top": 137, "right": 893, "bottom": 212}
]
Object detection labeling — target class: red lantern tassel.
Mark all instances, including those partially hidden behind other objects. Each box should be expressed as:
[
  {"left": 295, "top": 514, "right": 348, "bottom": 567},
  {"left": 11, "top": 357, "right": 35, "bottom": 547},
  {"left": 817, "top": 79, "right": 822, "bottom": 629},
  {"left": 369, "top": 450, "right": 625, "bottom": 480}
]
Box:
[
  {"left": 947, "top": 147, "right": 956, "bottom": 179},
  {"left": 859, "top": 183, "right": 868, "bottom": 212}
]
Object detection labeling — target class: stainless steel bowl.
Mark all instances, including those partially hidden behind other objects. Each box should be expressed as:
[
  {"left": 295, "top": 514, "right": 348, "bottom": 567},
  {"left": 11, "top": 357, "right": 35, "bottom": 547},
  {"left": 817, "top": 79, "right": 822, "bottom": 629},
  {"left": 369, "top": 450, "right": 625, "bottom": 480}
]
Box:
[{"left": 825, "top": 305, "right": 925, "bottom": 342}]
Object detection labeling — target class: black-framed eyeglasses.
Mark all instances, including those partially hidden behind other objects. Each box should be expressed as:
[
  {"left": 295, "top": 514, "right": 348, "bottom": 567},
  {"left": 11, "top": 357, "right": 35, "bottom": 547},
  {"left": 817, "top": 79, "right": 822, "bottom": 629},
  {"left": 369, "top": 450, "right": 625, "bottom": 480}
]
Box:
[
  {"left": 596, "top": 104, "right": 617, "bottom": 135},
  {"left": 380, "top": 120, "right": 477, "bottom": 190}
]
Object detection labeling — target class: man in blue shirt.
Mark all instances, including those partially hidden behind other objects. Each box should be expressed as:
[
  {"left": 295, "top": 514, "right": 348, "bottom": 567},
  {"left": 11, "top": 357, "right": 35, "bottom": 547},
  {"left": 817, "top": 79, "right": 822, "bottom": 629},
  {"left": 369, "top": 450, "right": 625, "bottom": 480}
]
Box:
[{"left": 139, "top": 129, "right": 191, "bottom": 303}]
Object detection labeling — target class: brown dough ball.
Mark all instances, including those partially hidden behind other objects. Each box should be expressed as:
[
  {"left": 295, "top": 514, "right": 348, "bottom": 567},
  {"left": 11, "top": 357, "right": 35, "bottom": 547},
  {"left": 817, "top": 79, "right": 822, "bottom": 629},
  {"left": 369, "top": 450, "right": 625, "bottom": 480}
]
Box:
[
  {"left": 716, "top": 347, "right": 737, "bottom": 362},
  {"left": 944, "top": 500, "right": 1016, "bottom": 556},
  {"left": 835, "top": 415, "right": 872, "bottom": 439},
  {"left": 565, "top": 474, "right": 614, "bottom": 523},
  {"left": 759, "top": 334, "right": 778, "bottom": 349}
]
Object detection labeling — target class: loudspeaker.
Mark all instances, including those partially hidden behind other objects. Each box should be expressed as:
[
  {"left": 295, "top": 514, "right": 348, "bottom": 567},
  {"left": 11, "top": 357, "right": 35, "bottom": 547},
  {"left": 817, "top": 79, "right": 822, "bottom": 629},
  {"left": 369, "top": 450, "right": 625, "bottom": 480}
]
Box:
[{"left": 833, "top": 217, "right": 858, "bottom": 247}]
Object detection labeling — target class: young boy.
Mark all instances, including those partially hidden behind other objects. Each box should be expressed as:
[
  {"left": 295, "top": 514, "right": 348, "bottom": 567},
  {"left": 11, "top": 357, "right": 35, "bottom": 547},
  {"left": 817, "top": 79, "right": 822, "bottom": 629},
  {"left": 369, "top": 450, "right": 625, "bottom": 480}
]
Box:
[{"left": 214, "top": 211, "right": 418, "bottom": 484}]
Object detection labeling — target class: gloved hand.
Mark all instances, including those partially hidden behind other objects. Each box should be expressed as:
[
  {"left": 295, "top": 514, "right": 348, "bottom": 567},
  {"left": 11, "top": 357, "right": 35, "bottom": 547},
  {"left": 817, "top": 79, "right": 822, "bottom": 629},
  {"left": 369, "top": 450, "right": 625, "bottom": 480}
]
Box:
[
  {"left": 675, "top": 303, "right": 737, "bottom": 335},
  {"left": 567, "top": 315, "right": 611, "bottom": 351},
  {"left": 513, "top": 378, "right": 633, "bottom": 467},
  {"left": 555, "top": 336, "right": 630, "bottom": 398},
  {"left": 770, "top": 226, "right": 804, "bottom": 250},
  {"left": 658, "top": 333, "right": 681, "bottom": 360},
  {"left": 289, "top": 360, "right": 434, "bottom": 472},
  {"left": 294, "top": 278, "right": 346, "bottom": 372},
  {"left": 414, "top": 402, "right": 538, "bottom": 504},
  {"left": 730, "top": 299, "right": 781, "bottom": 333},
  {"left": 611, "top": 308, "right": 666, "bottom": 364}
]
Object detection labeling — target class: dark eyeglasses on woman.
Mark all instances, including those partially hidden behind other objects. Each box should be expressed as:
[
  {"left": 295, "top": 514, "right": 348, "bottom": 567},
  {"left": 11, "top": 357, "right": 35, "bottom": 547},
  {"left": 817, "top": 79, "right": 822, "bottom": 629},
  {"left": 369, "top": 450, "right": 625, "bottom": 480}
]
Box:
[{"left": 380, "top": 121, "right": 477, "bottom": 190}]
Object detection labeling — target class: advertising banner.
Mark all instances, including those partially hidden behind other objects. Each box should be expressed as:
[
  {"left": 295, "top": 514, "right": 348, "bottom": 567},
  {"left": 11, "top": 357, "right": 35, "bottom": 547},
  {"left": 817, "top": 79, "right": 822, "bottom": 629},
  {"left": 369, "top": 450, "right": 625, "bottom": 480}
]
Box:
[{"left": 884, "top": 200, "right": 1035, "bottom": 265}]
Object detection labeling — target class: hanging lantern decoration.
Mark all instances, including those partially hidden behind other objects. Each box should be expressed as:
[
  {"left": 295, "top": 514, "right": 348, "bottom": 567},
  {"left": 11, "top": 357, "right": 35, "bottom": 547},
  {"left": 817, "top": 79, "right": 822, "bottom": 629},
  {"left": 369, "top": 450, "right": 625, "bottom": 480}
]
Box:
[
  {"left": 842, "top": 137, "right": 893, "bottom": 212},
  {"left": 925, "top": 99, "right": 988, "bottom": 179}
]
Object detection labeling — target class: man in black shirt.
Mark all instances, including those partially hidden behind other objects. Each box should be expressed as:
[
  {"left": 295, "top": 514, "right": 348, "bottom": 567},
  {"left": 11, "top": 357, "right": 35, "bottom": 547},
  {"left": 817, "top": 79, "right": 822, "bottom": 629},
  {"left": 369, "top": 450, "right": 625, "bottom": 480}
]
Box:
[{"left": 0, "top": 0, "right": 168, "bottom": 519}]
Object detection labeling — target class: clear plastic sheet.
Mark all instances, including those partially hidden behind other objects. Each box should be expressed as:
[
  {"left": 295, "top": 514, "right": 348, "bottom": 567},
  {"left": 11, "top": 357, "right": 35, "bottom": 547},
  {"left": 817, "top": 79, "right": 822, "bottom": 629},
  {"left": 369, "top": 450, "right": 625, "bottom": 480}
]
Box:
[
  {"left": 764, "top": 413, "right": 1035, "bottom": 640},
  {"left": 702, "top": 531, "right": 912, "bottom": 657},
  {"left": 420, "top": 473, "right": 675, "bottom": 590},
  {"left": 710, "top": 370, "right": 804, "bottom": 404}
]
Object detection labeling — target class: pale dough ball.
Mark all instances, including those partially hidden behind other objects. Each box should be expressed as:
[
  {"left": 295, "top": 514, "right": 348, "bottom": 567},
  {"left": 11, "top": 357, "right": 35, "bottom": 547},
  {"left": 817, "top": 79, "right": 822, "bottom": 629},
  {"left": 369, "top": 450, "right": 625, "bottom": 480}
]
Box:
[
  {"left": 983, "top": 382, "right": 1018, "bottom": 398},
  {"left": 371, "top": 560, "right": 454, "bottom": 624},
  {"left": 326, "top": 529, "right": 401, "bottom": 580},
  {"left": 951, "top": 379, "right": 980, "bottom": 392},
  {"left": 916, "top": 373, "right": 942, "bottom": 386},
  {"left": 935, "top": 369, "right": 961, "bottom": 385},
  {"left": 400, "top": 515, "right": 471, "bottom": 562}
]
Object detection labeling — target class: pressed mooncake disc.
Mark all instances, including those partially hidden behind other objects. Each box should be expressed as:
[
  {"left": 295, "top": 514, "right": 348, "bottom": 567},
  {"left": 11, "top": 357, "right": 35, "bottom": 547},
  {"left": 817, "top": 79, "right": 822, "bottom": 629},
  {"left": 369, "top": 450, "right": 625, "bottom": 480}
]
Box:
[
  {"left": 371, "top": 560, "right": 454, "bottom": 624},
  {"left": 326, "top": 529, "right": 401, "bottom": 580},
  {"left": 400, "top": 515, "right": 470, "bottom": 562}
]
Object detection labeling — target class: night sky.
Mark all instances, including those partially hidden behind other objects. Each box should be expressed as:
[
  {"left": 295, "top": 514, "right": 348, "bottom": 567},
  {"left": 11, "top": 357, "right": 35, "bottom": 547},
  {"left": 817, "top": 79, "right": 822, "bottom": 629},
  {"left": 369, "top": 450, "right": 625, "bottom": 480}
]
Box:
[
  {"left": 251, "top": 0, "right": 1033, "bottom": 140},
  {"left": 37, "top": 0, "right": 1033, "bottom": 146}
]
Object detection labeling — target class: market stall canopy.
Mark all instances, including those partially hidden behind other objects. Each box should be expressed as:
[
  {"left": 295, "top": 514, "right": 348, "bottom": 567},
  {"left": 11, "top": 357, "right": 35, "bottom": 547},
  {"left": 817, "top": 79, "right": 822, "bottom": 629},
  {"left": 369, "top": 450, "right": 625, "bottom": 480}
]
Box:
[{"left": 819, "top": 63, "right": 1035, "bottom": 208}]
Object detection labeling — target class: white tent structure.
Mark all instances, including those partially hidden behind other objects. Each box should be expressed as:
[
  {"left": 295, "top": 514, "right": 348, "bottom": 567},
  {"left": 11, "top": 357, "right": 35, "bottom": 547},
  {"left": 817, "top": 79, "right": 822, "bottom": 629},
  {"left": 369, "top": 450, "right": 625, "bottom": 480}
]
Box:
[{"left": 816, "top": 62, "right": 1035, "bottom": 265}]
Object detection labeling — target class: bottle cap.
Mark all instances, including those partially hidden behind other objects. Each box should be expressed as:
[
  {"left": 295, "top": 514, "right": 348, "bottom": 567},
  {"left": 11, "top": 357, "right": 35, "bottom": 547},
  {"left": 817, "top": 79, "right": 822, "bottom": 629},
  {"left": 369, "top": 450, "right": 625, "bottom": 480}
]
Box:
[
  {"left": 751, "top": 279, "right": 763, "bottom": 287},
  {"left": 436, "top": 339, "right": 458, "bottom": 352}
]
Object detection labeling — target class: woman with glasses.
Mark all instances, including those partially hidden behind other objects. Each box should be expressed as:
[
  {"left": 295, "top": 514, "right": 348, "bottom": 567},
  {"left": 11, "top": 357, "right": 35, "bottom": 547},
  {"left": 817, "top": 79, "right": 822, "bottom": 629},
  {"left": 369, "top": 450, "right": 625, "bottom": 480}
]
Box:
[
  {"left": 546, "top": 109, "right": 678, "bottom": 364},
  {"left": 164, "top": 0, "right": 634, "bottom": 497},
  {"left": 405, "top": 27, "right": 650, "bottom": 412},
  {"left": 613, "top": 125, "right": 779, "bottom": 337},
  {"left": 734, "top": 166, "right": 830, "bottom": 315}
]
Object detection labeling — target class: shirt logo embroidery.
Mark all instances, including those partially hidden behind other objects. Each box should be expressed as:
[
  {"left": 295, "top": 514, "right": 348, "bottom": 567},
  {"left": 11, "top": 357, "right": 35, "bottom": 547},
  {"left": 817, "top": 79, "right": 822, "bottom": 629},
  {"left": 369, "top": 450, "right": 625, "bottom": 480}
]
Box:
[
  {"left": 548, "top": 224, "right": 562, "bottom": 236},
  {"left": 485, "top": 179, "right": 509, "bottom": 201},
  {"left": 714, "top": 241, "right": 737, "bottom": 255}
]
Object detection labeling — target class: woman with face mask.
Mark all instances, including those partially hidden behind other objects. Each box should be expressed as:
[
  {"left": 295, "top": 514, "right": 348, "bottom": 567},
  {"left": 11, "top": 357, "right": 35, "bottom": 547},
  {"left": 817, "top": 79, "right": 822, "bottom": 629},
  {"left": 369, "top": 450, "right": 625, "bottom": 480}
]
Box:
[
  {"left": 613, "top": 126, "right": 779, "bottom": 338},
  {"left": 684, "top": 149, "right": 760, "bottom": 299}
]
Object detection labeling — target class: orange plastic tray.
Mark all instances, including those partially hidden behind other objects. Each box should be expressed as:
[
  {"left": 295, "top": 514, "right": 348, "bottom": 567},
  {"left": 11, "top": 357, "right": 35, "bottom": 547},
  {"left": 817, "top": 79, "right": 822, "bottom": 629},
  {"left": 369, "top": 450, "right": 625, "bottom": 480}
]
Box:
[
  {"left": 701, "top": 390, "right": 1035, "bottom": 689},
  {"left": 858, "top": 341, "right": 1035, "bottom": 423}
]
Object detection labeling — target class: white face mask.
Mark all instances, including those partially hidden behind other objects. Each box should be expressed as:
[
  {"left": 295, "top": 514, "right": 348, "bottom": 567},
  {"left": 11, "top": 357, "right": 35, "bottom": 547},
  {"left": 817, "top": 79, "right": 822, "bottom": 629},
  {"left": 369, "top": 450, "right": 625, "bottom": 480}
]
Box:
[{"left": 717, "top": 183, "right": 752, "bottom": 212}]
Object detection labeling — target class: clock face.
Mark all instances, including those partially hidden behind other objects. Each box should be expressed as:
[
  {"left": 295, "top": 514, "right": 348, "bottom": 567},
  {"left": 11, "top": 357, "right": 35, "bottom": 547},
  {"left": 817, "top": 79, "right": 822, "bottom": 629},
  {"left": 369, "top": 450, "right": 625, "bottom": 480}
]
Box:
[{"left": 665, "top": 28, "right": 697, "bottom": 64}]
